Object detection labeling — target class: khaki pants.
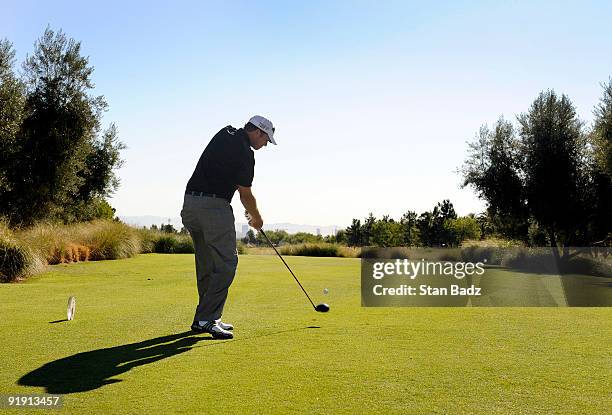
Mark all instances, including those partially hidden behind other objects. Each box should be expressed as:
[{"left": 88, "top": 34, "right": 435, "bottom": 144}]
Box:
[{"left": 180, "top": 194, "right": 238, "bottom": 323}]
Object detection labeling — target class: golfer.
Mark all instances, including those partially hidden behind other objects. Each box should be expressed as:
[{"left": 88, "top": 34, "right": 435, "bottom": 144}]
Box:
[{"left": 181, "top": 115, "right": 276, "bottom": 339}]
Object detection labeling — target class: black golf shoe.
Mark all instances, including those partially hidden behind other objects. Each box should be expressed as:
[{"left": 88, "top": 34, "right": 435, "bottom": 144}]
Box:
[{"left": 191, "top": 321, "right": 233, "bottom": 339}]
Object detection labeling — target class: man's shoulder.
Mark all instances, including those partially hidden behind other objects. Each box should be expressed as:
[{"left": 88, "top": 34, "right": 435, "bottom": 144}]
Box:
[
  {"left": 213, "top": 125, "right": 238, "bottom": 138},
  {"left": 210, "top": 125, "right": 240, "bottom": 146},
  {"left": 211, "top": 125, "right": 252, "bottom": 155}
]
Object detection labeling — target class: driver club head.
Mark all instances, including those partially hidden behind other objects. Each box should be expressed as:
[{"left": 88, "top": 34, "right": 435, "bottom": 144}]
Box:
[{"left": 315, "top": 303, "right": 330, "bottom": 313}]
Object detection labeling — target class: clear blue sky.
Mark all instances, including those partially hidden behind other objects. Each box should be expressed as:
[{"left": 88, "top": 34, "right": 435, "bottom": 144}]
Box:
[{"left": 2, "top": 1, "right": 611, "bottom": 226}]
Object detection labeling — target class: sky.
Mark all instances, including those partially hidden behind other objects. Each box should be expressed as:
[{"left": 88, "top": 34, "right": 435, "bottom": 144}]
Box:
[{"left": 2, "top": 1, "right": 611, "bottom": 227}]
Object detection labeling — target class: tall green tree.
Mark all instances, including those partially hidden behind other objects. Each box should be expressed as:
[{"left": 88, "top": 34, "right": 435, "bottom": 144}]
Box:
[
  {"left": 1, "top": 28, "right": 124, "bottom": 226},
  {"left": 417, "top": 210, "right": 436, "bottom": 246},
  {"left": 518, "top": 90, "right": 590, "bottom": 251},
  {"left": 333, "top": 229, "right": 347, "bottom": 244},
  {"left": 400, "top": 210, "right": 418, "bottom": 246},
  {"left": 415, "top": 200, "right": 458, "bottom": 246},
  {"left": 371, "top": 218, "right": 403, "bottom": 247},
  {"left": 435, "top": 199, "right": 457, "bottom": 245},
  {"left": 345, "top": 219, "right": 362, "bottom": 246},
  {"left": 592, "top": 78, "right": 612, "bottom": 179},
  {"left": 590, "top": 78, "right": 612, "bottom": 243},
  {"left": 242, "top": 229, "right": 257, "bottom": 245},
  {"left": 361, "top": 213, "right": 376, "bottom": 246},
  {"left": 0, "top": 39, "right": 26, "bottom": 213},
  {"left": 461, "top": 118, "right": 529, "bottom": 240}
]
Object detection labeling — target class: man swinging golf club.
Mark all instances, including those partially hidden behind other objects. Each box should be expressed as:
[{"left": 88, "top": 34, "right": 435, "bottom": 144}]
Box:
[{"left": 181, "top": 115, "right": 276, "bottom": 339}]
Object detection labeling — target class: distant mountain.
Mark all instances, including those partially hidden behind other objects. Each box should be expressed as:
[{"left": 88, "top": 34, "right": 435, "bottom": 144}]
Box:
[
  {"left": 256, "top": 223, "right": 342, "bottom": 237},
  {"left": 120, "top": 216, "right": 184, "bottom": 229},
  {"left": 119, "top": 216, "right": 343, "bottom": 237}
]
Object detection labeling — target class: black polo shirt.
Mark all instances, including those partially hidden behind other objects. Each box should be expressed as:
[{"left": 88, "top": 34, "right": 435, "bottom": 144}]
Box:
[{"left": 186, "top": 126, "right": 255, "bottom": 202}]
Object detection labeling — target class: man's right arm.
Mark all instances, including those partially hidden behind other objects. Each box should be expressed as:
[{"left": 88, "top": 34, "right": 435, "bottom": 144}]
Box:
[{"left": 238, "top": 185, "right": 263, "bottom": 230}]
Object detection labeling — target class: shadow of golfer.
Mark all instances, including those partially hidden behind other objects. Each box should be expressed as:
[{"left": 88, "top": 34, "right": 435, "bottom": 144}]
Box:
[
  {"left": 18, "top": 331, "right": 209, "bottom": 394},
  {"left": 19, "top": 326, "right": 322, "bottom": 394}
]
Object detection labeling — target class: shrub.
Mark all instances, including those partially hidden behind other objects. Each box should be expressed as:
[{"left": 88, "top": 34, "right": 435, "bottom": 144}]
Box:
[
  {"left": 153, "top": 235, "right": 179, "bottom": 253},
  {"left": 278, "top": 243, "right": 359, "bottom": 258},
  {"left": 438, "top": 250, "right": 462, "bottom": 262},
  {"left": 461, "top": 238, "right": 524, "bottom": 249},
  {"left": 136, "top": 228, "right": 157, "bottom": 253},
  {"left": 75, "top": 220, "right": 141, "bottom": 260},
  {"left": 137, "top": 228, "right": 194, "bottom": 254},
  {"left": 460, "top": 246, "right": 503, "bottom": 265},
  {"left": 50, "top": 243, "right": 91, "bottom": 264},
  {"left": 359, "top": 247, "right": 456, "bottom": 260},
  {"left": 17, "top": 222, "right": 65, "bottom": 264},
  {"left": 460, "top": 238, "right": 525, "bottom": 265},
  {"left": 236, "top": 240, "right": 246, "bottom": 255},
  {"left": 337, "top": 245, "right": 360, "bottom": 258},
  {"left": 501, "top": 247, "right": 560, "bottom": 274},
  {"left": 0, "top": 220, "right": 44, "bottom": 282},
  {"left": 5, "top": 219, "right": 140, "bottom": 281},
  {"left": 153, "top": 235, "right": 194, "bottom": 254},
  {"left": 174, "top": 235, "right": 194, "bottom": 253},
  {"left": 280, "top": 243, "right": 345, "bottom": 257},
  {"left": 0, "top": 241, "right": 32, "bottom": 282},
  {"left": 562, "top": 256, "right": 611, "bottom": 278},
  {"left": 18, "top": 220, "right": 140, "bottom": 263}
]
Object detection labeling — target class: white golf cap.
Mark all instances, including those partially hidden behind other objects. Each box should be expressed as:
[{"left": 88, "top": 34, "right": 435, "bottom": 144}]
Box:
[{"left": 248, "top": 115, "right": 277, "bottom": 145}]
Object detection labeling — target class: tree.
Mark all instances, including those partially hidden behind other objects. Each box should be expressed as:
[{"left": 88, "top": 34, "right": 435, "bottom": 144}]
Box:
[
  {"left": 590, "top": 78, "right": 612, "bottom": 243},
  {"left": 361, "top": 213, "right": 376, "bottom": 246},
  {"left": 518, "top": 90, "right": 590, "bottom": 252},
  {"left": 161, "top": 223, "right": 176, "bottom": 233},
  {"left": 345, "top": 219, "right": 362, "bottom": 246},
  {"left": 326, "top": 229, "right": 346, "bottom": 244},
  {"left": 435, "top": 199, "right": 457, "bottom": 246},
  {"left": 444, "top": 217, "right": 481, "bottom": 247},
  {"left": 0, "top": 39, "right": 25, "bottom": 215},
  {"left": 461, "top": 118, "right": 529, "bottom": 240},
  {"left": 371, "top": 219, "right": 403, "bottom": 247},
  {"left": 415, "top": 200, "right": 458, "bottom": 246},
  {"left": 241, "top": 229, "right": 257, "bottom": 245},
  {"left": 77, "top": 123, "right": 125, "bottom": 205},
  {"left": 337, "top": 229, "right": 347, "bottom": 244},
  {"left": 286, "top": 232, "right": 322, "bottom": 244},
  {"left": 527, "top": 218, "right": 549, "bottom": 246},
  {"left": 593, "top": 78, "right": 612, "bottom": 179},
  {"left": 1, "top": 28, "right": 124, "bottom": 226},
  {"left": 400, "top": 210, "right": 418, "bottom": 246},
  {"left": 256, "top": 229, "right": 287, "bottom": 245},
  {"left": 65, "top": 196, "right": 116, "bottom": 221},
  {"left": 417, "top": 211, "right": 435, "bottom": 246},
  {"left": 437, "top": 199, "right": 457, "bottom": 221},
  {"left": 475, "top": 212, "right": 493, "bottom": 240}
]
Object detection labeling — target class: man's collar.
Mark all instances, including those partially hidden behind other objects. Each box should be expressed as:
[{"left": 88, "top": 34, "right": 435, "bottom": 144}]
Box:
[{"left": 236, "top": 128, "right": 251, "bottom": 147}]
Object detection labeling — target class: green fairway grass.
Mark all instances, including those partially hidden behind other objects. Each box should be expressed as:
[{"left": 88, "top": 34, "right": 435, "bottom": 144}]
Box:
[{"left": 1, "top": 254, "right": 610, "bottom": 414}]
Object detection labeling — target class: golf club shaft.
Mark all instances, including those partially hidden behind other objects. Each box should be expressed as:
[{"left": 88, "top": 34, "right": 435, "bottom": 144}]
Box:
[{"left": 259, "top": 229, "right": 316, "bottom": 309}]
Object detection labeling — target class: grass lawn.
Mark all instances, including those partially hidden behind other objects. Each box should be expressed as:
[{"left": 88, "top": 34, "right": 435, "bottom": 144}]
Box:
[{"left": 0, "top": 254, "right": 610, "bottom": 414}]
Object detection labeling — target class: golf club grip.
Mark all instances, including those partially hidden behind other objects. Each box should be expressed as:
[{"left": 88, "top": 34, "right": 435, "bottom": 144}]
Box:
[{"left": 259, "top": 229, "right": 316, "bottom": 309}]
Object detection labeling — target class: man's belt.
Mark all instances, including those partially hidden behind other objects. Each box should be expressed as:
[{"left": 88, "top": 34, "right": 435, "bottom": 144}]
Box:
[{"left": 185, "top": 191, "right": 228, "bottom": 201}]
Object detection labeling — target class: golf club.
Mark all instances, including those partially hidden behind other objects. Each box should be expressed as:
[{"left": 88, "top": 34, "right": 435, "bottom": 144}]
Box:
[{"left": 259, "top": 229, "right": 330, "bottom": 313}]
